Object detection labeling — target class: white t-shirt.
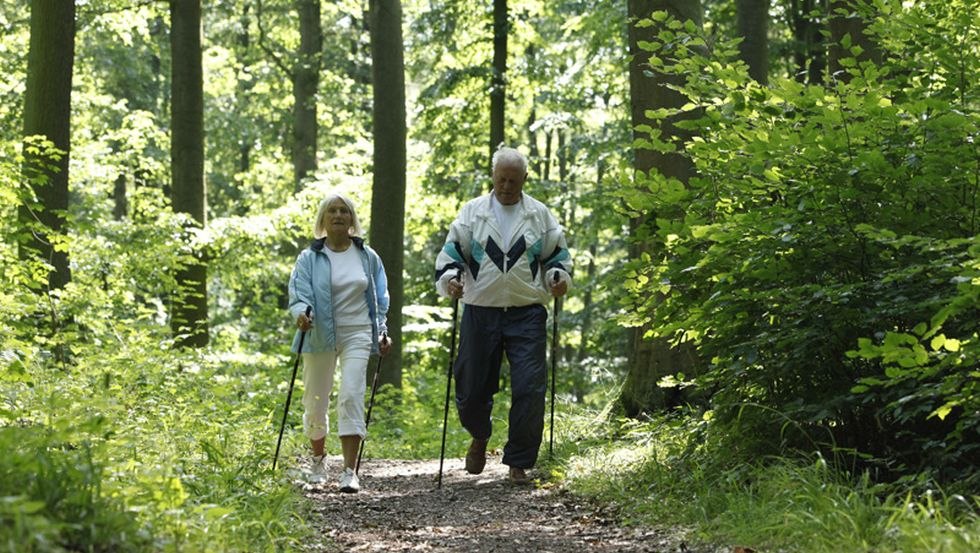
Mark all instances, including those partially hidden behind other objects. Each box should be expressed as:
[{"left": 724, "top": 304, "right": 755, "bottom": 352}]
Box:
[
  {"left": 491, "top": 194, "right": 522, "bottom": 249},
  {"left": 324, "top": 246, "right": 371, "bottom": 327}
]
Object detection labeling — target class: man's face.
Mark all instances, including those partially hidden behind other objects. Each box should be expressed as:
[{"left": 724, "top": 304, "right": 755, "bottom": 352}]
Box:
[{"left": 492, "top": 160, "right": 527, "bottom": 206}]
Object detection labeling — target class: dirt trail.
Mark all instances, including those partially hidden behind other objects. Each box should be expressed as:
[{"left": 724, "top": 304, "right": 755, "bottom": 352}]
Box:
[{"left": 298, "top": 454, "right": 723, "bottom": 553}]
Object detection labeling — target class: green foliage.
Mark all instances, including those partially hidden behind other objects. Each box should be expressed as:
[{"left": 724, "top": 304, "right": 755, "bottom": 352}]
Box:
[
  {"left": 622, "top": 2, "right": 979, "bottom": 480},
  {"left": 2, "top": 132, "right": 312, "bottom": 550},
  {"left": 0, "top": 337, "right": 313, "bottom": 552}
]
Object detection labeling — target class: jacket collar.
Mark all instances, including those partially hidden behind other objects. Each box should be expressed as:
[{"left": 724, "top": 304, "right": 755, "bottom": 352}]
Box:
[{"left": 311, "top": 236, "right": 365, "bottom": 252}]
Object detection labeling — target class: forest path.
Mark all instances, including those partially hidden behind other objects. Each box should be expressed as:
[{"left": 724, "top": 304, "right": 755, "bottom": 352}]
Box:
[{"left": 298, "top": 454, "right": 721, "bottom": 553}]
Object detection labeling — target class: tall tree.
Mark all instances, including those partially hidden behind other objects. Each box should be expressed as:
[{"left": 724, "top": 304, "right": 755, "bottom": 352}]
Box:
[
  {"left": 489, "top": 0, "right": 507, "bottom": 162},
  {"left": 368, "top": 0, "right": 407, "bottom": 388},
  {"left": 623, "top": 0, "right": 703, "bottom": 415},
  {"left": 292, "top": 0, "right": 322, "bottom": 190},
  {"left": 256, "top": 0, "right": 323, "bottom": 190},
  {"left": 170, "top": 0, "right": 209, "bottom": 347},
  {"left": 736, "top": 0, "right": 770, "bottom": 84},
  {"left": 19, "top": 0, "right": 75, "bottom": 292}
]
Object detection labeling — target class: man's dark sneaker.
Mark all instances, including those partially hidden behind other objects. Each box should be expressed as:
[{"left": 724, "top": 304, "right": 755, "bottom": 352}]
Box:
[
  {"left": 508, "top": 467, "right": 531, "bottom": 485},
  {"left": 465, "top": 438, "right": 488, "bottom": 474}
]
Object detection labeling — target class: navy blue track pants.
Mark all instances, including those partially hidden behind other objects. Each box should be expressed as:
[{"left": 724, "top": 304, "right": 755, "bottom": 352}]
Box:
[{"left": 453, "top": 303, "right": 547, "bottom": 469}]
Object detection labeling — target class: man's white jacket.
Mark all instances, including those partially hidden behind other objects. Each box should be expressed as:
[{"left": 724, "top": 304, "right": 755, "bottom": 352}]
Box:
[{"left": 435, "top": 192, "right": 572, "bottom": 307}]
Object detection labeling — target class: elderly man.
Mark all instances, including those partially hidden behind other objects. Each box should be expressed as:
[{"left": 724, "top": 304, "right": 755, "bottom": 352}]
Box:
[{"left": 434, "top": 146, "right": 571, "bottom": 484}]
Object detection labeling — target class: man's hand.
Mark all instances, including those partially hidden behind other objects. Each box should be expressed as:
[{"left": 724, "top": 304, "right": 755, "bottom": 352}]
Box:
[
  {"left": 447, "top": 276, "right": 464, "bottom": 299},
  {"left": 549, "top": 279, "right": 568, "bottom": 298}
]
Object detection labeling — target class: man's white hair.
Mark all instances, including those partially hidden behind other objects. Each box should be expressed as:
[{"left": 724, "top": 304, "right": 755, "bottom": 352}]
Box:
[{"left": 491, "top": 146, "right": 528, "bottom": 174}]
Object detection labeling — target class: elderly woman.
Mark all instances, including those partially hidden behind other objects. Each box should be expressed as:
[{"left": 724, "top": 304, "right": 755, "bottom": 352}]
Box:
[{"left": 288, "top": 193, "right": 391, "bottom": 493}]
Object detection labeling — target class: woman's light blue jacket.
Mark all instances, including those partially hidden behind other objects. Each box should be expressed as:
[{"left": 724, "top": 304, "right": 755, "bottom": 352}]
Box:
[{"left": 288, "top": 237, "right": 389, "bottom": 355}]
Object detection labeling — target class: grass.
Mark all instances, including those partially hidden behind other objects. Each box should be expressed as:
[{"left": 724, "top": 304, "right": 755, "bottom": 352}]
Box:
[{"left": 554, "top": 408, "right": 980, "bottom": 553}]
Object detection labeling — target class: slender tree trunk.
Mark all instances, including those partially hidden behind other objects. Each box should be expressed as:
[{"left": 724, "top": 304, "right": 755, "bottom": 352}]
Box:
[
  {"left": 624, "top": 0, "right": 702, "bottom": 416},
  {"left": 20, "top": 0, "right": 75, "bottom": 292},
  {"left": 489, "top": 0, "right": 507, "bottom": 163},
  {"left": 543, "top": 131, "right": 552, "bottom": 182},
  {"left": 736, "top": 0, "right": 769, "bottom": 84},
  {"left": 557, "top": 131, "right": 568, "bottom": 226},
  {"left": 237, "top": 2, "right": 253, "bottom": 176},
  {"left": 170, "top": 0, "right": 209, "bottom": 348},
  {"left": 293, "top": 0, "right": 321, "bottom": 190},
  {"left": 368, "top": 0, "right": 406, "bottom": 388},
  {"left": 791, "top": 0, "right": 826, "bottom": 84},
  {"left": 113, "top": 174, "right": 128, "bottom": 220}
]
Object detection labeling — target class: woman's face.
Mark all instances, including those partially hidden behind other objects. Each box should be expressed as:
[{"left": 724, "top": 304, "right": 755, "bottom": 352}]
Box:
[{"left": 324, "top": 198, "right": 353, "bottom": 237}]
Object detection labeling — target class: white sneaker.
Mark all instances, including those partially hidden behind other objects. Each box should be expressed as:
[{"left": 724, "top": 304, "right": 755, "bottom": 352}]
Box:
[
  {"left": 308, "top": 455, "right": 327, "bottom": 484},
  {"left": 338, "top": 467, "right": 360, "bottom": 493}
]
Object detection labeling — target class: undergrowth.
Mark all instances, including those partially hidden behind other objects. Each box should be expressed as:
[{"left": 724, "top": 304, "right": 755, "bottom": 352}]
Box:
[{"left": 557, "top": 408, "right": 980, "bottom": 553}]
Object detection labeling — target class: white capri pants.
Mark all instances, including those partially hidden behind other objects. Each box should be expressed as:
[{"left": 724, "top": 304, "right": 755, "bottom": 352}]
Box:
[{"left": 302, "top": 324, "right": 372, "bottom": 440}]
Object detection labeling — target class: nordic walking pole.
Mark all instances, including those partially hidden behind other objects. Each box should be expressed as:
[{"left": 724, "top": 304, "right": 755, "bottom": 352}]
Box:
[
  {"left": 438, "top": 270, "right": 462, "bottom": 489},
  {"left": 273, "top": 305, "right": 312, "bottom": 471},
  {"left": 550, "top": 271, "right": 561, "bottom": 458},
  {"left": 356, "top": 334, "right": 387, "bottom": 474}
]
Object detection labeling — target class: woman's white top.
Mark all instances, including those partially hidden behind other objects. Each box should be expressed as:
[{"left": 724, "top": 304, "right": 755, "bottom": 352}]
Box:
[{"left": 324, "top": 245, "right": 371, "bottom": 327}]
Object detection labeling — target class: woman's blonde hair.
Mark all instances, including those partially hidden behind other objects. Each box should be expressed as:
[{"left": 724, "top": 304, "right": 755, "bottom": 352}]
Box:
[{"left": 313, "top": 193, "right": 363, "bottom": 238}]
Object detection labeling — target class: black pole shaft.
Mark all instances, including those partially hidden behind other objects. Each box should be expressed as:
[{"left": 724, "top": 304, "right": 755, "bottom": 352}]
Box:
[
  {"left": 356, "top": 351, "right": 385, "bottom": 474},
  {"left": 438, "top": 273, "right": 462, "bottom": 489},
  {"left": 273, "top": 305, "right": 312, "bottom": 471},
  {"left": 550, "top": 273, "right": 560, "bottom": 457}
]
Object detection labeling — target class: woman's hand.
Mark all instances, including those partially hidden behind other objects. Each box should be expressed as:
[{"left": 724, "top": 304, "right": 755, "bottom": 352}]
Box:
[
  {"left": 379, "top": 333, "right": 392, "bottom": 356},
  {"left": 296, "top": 311, "right": 313, "bottom": 331}
]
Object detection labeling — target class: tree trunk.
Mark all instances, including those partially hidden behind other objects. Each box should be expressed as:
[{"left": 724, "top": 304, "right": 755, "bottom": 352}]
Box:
[
  {"left": 293, "top": 0, "right": 321, "bottom": 190},
  {"left": 736, "top": 0, "right": 769, "bottom": 84},
  {"left": 791, "top": 0, "right": 826, "bottom": 84},
  {"left": 624, "top": 0, "right": 702, "bottom": 416},
  {"left": 113, "top": 174, "right": 128, "bottom": 220},
  {"left": 20, "top": 0, "right": 75, "bottom": 292},
  {"left": 489, "top": 0, "right": 507, "bottom": 164},
  {"left": 368, "top": 0, "right": 407, "bottom": 388},
  {"left": 170, "top": 0, "right": 209, "bottom": 348},
  {"left": 828, "top": 0, "right": 879, "bottom": 82},
  {"left": 238, "top": 1, "right": 253, "bottom": 177}
]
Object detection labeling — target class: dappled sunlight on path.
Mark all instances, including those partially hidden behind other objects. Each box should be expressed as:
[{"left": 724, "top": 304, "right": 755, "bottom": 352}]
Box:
[{"left": 298, "top": 455, "right": 719, "bottom": 553}]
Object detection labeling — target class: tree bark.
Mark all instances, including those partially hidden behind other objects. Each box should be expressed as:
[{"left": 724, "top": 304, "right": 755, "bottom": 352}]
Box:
[
  {"left": 736, "top": 0, "right": 769, "bottom": 84},
  {"left": 170, "top": 0, "right": 209, "bottom": 348},
  {"left": 368, "top": 0, "right": 407, "bottom": 388},
  {"left": 489, "top": 0, "right": 507, "bottom": 164},
  {"left": 624, "top": 0, "right": 702, "bottom": 416},
  {"left": 293, "top": 0, "right": 322, "bottom": 190},
  {"left": 20, "top": 0, "right": 75, "bottom": 292}
]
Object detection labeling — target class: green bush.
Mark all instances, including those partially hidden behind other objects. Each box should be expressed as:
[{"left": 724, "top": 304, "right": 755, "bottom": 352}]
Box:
[{"left": 622, "top": 1, "right": 979, "bottom": 480}]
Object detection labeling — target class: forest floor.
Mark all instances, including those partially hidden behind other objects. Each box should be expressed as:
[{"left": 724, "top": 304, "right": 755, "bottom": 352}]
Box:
[{"left": 296, "top": 454, "right": 730, "bottom": 553}]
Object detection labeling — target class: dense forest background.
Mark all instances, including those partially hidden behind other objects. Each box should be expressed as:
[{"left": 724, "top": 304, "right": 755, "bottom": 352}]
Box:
[{"left": 1, "top": 0, "right": 977, "bottom": 551}]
